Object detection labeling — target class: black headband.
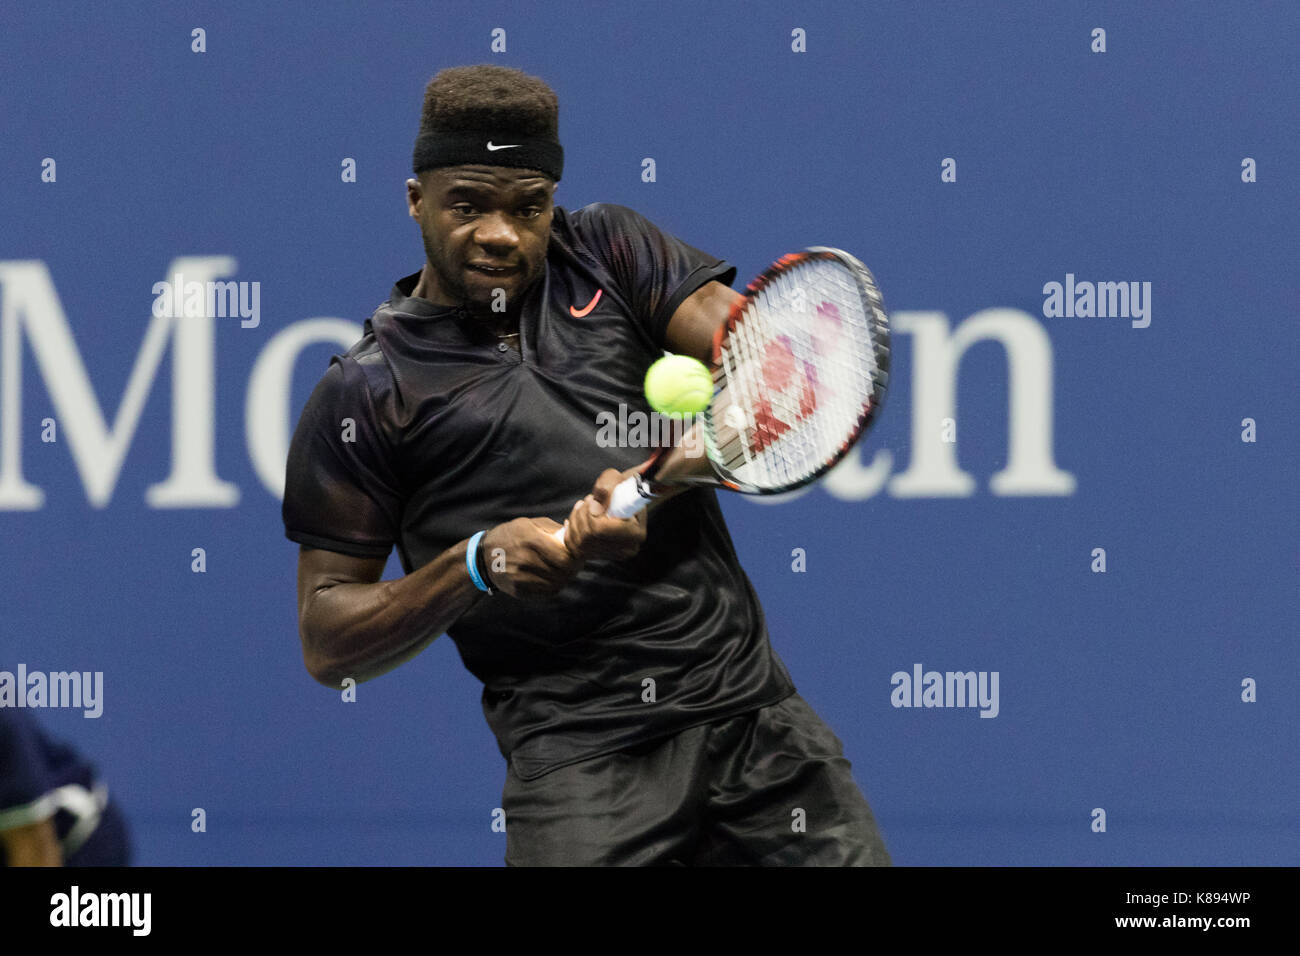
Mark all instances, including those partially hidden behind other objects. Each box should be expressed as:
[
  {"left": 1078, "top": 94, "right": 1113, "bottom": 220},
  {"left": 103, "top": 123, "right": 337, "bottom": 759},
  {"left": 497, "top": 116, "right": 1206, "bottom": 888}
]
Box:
[{"left": 412, "top": 130, "right": 564, "bottom": 181}]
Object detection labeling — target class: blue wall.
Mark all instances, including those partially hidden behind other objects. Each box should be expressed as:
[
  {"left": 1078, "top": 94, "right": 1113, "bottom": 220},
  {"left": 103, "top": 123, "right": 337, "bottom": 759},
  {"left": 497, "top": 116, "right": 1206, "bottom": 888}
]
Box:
[{"left": 1, "top": 0, "right": 1295, "bottom": 865}]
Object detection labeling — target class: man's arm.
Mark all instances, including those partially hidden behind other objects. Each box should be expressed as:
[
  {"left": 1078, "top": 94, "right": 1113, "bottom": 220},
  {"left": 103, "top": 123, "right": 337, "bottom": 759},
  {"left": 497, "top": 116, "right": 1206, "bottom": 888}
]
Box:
[
  {"left": 663, "top": 280, "right": 744, "bottom": 363},
  {"left": 297, "top": 517, "right": 583, "bottom": 687},
  {"left": 0, "top": 818, "right": 62, "bottom": 866}
]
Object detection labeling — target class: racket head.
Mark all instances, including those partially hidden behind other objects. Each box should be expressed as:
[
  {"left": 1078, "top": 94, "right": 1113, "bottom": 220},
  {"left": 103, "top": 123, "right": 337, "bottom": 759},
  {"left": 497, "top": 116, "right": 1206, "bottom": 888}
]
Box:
[{"left": 701, "top": 247, "right": 889, "bottom": 495}]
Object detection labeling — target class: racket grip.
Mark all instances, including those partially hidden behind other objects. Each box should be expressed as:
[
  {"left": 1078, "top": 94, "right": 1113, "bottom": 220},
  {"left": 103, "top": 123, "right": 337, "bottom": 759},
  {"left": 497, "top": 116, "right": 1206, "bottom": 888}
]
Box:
[{"left": 607, "top": 474, "right": 653, "bottom": 518}]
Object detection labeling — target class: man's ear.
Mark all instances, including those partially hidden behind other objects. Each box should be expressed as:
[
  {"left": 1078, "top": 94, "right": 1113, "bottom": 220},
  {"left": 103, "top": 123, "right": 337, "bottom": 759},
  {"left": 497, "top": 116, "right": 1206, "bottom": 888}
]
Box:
[{"left": 406, "top": 177, "right": 423, "bottom": 220}]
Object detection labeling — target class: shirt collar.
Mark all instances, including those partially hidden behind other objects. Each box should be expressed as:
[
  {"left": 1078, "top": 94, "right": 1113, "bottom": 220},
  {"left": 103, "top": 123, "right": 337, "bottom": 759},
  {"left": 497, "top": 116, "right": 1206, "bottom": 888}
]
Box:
[{"left": 387, "top": 270, "right": 465, "bottom": 319}]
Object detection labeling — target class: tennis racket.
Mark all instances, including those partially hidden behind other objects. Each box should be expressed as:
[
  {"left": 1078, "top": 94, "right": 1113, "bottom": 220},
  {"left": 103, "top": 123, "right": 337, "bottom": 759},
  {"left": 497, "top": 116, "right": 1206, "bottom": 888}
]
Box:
[{"left": 557, "top": 246, "right": 889, "bottom": 539}]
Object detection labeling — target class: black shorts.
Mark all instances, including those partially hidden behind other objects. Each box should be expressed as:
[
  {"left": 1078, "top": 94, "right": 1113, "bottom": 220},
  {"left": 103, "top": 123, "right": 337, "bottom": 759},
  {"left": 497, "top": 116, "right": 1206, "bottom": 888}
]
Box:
[{"left": 502, "top": 692, "right": 891, "bottom": 866}]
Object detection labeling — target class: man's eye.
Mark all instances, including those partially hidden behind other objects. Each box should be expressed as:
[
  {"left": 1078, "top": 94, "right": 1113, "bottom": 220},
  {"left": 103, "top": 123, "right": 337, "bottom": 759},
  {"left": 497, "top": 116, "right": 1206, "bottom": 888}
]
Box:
[
  {"left": 519, "top": 206, "right": 542, "bottom": 219},
  {"left": 452, "top": 204, "right": 477, "bottom": 216}
]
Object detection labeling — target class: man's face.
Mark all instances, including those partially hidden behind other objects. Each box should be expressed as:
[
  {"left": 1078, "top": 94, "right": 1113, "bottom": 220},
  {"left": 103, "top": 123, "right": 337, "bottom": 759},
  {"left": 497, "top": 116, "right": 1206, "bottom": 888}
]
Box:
[{"left": 406, "top": 165, "right": 555, "bottom": 314}]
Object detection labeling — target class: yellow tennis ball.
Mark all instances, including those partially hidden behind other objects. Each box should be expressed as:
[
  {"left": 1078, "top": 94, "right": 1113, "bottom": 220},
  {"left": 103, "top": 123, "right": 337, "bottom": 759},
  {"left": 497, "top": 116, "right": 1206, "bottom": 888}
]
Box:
[{"left": 644, "top": 354, "right": 713, "bottom": 418}]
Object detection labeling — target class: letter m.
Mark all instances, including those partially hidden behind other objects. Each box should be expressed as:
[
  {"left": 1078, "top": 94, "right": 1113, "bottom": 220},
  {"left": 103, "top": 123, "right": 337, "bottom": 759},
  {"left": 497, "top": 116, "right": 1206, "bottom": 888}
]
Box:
[
  {"left": 49, "top": 671, "right": 80, "bottom": 707},
  {"left": 945, "top": 671, "right": 977, "bottom": 708},
  {"left": 0, "top": 259, "right": 239, "bottom": 508},
  {"left": 1097, "top": 281, "right": 1129, "bottom": 318}
]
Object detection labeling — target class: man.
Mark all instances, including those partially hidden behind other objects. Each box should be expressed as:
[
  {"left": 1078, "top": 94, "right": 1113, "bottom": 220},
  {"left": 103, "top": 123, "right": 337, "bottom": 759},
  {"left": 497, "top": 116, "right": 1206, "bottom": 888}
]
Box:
[
  {"left": 0, "top": 710, "right": 131, "bottom": 866},
  {"left": 283, "top": 64, "right": 890, "bottom": 866}
]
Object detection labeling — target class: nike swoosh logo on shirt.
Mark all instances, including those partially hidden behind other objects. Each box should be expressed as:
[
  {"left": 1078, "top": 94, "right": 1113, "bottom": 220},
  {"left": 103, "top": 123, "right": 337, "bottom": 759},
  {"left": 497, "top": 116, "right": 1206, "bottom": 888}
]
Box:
[
  {"left": 570, "top": 289, "right": 603, "bottom": 317},
  {"left": 486, "top": 142, "right": 520, "bottom": 151}
]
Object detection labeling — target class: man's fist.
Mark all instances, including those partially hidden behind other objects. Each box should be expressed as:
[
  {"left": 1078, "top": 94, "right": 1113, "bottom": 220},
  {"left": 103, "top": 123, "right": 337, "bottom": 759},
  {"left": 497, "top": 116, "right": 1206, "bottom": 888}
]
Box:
[
  {"left": 480, "top": 517, "right": 583, "bottom": 598},
  {"left": 560, "top": 467, "right": 648, "bottom": 561}
]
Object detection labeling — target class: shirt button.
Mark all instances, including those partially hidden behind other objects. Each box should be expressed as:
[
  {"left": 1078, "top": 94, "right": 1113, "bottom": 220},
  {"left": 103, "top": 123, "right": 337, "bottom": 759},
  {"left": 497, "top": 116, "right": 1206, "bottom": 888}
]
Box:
[{"left": 497, "top": 341, "right": 509, "bottom": 352}]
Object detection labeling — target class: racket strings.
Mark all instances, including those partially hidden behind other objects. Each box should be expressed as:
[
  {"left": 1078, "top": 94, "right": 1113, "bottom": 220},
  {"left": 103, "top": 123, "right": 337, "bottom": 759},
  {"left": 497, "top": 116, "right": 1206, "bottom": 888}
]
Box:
[
  {"left": 708, "top": 257, "right": 884, "bottom": 491},
  {"left": 715, "top": 288, "right": 812, "bottom": 485}
]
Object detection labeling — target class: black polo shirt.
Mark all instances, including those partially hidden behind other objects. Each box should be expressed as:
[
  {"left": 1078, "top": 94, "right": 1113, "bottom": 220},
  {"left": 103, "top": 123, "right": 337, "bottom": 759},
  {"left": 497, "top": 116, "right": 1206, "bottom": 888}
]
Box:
[{"left": 283, "top": 202, "right": 795, "bottom": 779}]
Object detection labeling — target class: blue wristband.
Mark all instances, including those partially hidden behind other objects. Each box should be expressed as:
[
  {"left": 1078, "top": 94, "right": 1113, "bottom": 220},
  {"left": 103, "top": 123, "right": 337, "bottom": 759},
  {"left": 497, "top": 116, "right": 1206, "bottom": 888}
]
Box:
[{"left": 466, "top": 530, "right": 493, "bottom": 593}]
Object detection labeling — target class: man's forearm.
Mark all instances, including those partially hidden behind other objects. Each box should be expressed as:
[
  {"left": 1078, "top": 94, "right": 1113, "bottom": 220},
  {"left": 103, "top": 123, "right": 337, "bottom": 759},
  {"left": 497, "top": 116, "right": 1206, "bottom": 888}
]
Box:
[
  {"left": 1, "top": 819, "right": 63, "bottom": 866},
  {"left": 301, "top": 541, "right": 481, "bottom": 686}
]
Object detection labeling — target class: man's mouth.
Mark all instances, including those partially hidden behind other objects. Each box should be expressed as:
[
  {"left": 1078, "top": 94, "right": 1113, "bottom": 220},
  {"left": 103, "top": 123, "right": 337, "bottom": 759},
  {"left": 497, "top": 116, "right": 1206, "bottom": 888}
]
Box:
[{"left": 467, "top": 263, "right": 517, "bottom": 276}]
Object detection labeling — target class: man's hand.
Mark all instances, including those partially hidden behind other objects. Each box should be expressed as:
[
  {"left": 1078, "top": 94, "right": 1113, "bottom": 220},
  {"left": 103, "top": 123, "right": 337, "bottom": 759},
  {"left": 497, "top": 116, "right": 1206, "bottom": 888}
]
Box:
[
  {"left": 560, "top": 467, "right": 648, "bottom": 561},
  {"left": 0, "top": 818, "right": 62, "bottom": 866},
  {"left": 481, "top": 516, "right": 584, "bottom": 598}
]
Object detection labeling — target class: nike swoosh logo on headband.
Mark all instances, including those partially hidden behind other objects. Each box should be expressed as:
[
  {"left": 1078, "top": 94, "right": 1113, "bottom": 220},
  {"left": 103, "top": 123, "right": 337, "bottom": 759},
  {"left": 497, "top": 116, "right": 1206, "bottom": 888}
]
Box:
[
  {"left": 570, "top": 289, "right": 603, "bottom": 317},
  {"left": 486, "top": 142, "right": 520, "bottom": 150}
]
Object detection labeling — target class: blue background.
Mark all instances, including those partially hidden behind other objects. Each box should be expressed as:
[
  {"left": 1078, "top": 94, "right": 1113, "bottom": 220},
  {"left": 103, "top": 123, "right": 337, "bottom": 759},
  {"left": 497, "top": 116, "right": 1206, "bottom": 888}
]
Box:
[{"left": 1, "top": 0, "right": 1296, "bottom": 865}]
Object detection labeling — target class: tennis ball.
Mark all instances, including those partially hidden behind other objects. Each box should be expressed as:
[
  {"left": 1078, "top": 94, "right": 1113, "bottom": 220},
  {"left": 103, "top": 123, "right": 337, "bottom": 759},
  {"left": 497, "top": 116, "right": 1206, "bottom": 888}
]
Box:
[{"left": 644, "top": 354, "right": 712, "bottom": 418}]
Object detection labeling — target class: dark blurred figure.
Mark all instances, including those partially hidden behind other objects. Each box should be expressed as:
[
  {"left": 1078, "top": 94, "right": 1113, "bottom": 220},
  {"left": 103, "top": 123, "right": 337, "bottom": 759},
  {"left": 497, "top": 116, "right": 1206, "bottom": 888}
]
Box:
[{"left": 0, "top": 709, "right": 130, "bottom": 866}]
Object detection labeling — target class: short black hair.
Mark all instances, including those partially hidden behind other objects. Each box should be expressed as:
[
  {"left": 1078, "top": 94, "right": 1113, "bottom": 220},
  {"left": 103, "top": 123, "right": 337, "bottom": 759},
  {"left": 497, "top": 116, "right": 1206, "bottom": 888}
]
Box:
[{"left": 418, "top": 64, "right": 559, "bottom": 140}]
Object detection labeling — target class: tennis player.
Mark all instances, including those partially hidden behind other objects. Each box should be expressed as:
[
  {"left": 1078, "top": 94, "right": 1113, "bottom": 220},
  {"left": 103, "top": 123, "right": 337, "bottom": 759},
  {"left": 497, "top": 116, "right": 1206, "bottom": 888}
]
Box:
[
  {"left": 0, "top": 710, "right": 131, "bottom": 866},
  {"left": 283, "top": 64, "right": 890, "bottom": 866}
]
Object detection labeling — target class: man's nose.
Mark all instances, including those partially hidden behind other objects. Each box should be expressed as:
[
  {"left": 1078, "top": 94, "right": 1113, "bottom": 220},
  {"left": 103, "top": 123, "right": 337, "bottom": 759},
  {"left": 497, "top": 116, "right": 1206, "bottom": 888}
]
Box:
[{"left": 473, "top": 212, "right": 519, "bottom": 248}]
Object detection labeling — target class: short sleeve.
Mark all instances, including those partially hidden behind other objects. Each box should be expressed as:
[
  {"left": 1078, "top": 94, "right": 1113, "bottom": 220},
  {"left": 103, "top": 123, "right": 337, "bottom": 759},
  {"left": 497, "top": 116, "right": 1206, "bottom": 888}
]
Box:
[
  {"left": 0, "top": 711, "right": 57, "bottom": 828},
  {"left": 572, "top": 203, "right": 737, "bottom": 347},
  {"left": 282, "top": 356, "right": 403, "bottom": 559}
]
